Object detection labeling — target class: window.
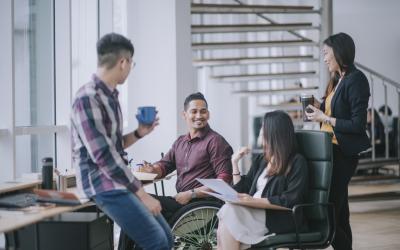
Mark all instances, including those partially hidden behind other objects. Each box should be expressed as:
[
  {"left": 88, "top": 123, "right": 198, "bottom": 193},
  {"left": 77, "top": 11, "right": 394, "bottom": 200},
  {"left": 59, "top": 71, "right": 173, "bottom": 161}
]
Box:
[{"left": 14, "top": 0, "right": 55, "bottom": 176}]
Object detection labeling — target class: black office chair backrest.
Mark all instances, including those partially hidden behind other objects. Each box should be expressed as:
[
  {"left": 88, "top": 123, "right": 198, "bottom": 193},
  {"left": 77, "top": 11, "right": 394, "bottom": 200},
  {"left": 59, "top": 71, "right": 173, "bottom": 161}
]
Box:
[{"left": 296, "top": 131, "right": 333, "bottom": 225}]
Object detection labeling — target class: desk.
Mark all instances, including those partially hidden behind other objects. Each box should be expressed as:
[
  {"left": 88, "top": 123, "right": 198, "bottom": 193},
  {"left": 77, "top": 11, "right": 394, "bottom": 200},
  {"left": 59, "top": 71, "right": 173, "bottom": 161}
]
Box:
[
  {"left": 0, "top": 180, "right": 92, "bottom": 234},
  {"left": 0, "top": 203, "right": 92, "bottom": 234}
]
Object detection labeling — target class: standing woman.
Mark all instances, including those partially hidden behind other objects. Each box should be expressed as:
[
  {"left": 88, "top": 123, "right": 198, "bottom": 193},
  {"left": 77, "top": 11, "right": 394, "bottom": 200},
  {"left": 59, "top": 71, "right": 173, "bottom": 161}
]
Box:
[
  {"left": 305, "top": 32, "right": 370, "bottom": 250},
  {"left": 217, "top": 111, "right": 309, "bottom": 250}
]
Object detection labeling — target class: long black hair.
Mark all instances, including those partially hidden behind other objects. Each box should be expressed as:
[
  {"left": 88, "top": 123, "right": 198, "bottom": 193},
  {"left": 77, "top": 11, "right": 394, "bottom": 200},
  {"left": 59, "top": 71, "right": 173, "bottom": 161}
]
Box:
[
  {"left": 323, "top": 32, "right": 356, "bottom": 99},
  {"left": 263, "top": 111, "right": 298, "bottom": 176}
]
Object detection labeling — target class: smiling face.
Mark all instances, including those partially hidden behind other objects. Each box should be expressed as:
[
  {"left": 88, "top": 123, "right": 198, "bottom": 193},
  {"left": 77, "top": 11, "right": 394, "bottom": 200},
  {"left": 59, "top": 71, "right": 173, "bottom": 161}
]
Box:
[
  {"left": 323, "top": 44, "right": 340, "bottom": 74},
  {"left": 183, "top": 99, "right": 209, "bottom": 132}
]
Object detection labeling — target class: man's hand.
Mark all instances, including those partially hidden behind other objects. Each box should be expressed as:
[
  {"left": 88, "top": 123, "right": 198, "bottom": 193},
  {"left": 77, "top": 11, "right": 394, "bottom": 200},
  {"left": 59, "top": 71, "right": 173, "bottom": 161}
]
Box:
[
  {"left": 137, "top": 117, "right": 160, "bottom": 138},
  {"left": 140, "top": 161, "right": 156, "bottom": 173},
  {"left": 175, "top": 191, "right": 192, "bottom": 205},
  {"left": 136, "top": 188, "right": 162, "bottom": 215}
]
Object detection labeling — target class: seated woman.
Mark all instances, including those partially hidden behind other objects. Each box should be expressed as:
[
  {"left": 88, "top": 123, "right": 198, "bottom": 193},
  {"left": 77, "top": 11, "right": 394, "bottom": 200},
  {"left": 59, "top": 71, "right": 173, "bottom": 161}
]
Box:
[
  {"left": 367, "top": 108, "right": 386, "bottom": 157},
  {"left": 217, "top": 110, "right": 309, "bottom": 250}
]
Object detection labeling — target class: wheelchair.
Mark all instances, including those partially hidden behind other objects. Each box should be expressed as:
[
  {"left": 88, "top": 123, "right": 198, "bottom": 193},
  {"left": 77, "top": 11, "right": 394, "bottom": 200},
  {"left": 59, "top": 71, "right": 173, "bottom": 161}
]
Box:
[
  {"left": 118, "top": 199, "right": 222, "bottom": 250},
  {"left": 168, "top": 199, "right": 222, "bottom": 250}
]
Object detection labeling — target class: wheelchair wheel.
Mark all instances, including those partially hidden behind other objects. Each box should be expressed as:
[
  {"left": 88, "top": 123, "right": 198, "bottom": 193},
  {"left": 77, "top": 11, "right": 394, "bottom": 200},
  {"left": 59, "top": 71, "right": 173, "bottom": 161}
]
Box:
[{"left": 169, "top": 200, "right": 221, "bottom": 250}]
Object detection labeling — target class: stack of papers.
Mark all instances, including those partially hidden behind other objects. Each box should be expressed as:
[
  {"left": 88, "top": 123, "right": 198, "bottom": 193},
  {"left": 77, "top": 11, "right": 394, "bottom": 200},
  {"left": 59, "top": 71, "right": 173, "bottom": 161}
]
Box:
[{"left": 196, "top": 178, "right": 289, "bottom": 210}]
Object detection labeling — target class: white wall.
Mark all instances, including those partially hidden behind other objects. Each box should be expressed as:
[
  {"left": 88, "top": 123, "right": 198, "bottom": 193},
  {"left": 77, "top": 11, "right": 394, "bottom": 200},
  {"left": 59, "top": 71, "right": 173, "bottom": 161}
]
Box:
[
  {"left": 333, "top": 0, "right": 400, "bottom": 114},
  {"left": 125, "top": 0, "right": 194, "bottom": 195}
]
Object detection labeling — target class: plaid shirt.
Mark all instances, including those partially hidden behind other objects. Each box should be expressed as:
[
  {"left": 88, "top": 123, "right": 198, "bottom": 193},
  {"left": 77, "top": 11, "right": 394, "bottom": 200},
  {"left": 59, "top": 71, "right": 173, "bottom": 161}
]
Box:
[{"left": 71, "top": 75, "right": 141, "bottom": 198}]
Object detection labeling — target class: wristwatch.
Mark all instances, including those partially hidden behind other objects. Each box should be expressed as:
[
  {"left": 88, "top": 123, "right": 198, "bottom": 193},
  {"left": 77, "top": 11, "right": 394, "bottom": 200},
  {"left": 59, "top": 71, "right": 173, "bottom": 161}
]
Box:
[
  {"left": 323, "top": 117, "right": 332, "bottom": 126},
  {"left": 191, "top": 189, "right": 197, "bottom": 199}
]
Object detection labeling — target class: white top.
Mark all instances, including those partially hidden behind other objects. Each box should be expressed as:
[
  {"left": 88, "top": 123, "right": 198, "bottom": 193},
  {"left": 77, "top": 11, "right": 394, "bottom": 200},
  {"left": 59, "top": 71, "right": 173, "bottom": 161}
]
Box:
[{"left": 253, "top": 168, "right": 269, "bottom": 198}]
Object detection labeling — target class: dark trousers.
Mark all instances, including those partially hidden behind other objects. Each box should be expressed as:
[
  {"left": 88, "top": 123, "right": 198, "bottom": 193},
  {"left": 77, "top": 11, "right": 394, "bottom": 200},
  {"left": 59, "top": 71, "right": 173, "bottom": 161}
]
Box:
[
  {"left": 330, "top": 145, "right": 359, "bottom": 250},
  {"left": 152, "top": 195, "right": 185, "bottom": 223}
]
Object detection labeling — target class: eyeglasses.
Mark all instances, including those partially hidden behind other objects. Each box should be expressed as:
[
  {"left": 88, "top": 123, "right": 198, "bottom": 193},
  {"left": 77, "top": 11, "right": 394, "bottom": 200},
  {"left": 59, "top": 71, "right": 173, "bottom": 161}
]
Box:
[{"left": 125, "top": 57, "right": 136, "bottom": 69}]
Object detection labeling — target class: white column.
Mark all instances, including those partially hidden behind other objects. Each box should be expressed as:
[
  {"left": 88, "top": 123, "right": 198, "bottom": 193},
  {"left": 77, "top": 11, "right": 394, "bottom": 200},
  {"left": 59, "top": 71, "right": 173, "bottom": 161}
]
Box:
[
  {"left": 319, "top": 0, "right": 333, "bottom": 98},
  {"left": 126, "top": 0, "right": 194, "bottom": 196},
  {"left": 0, "top": 0, "right": 15, "bottom": 181},
  {"left": 55, "top": 0, "right": 73, "bottom": 173},
  {"left": 98, "top": 0, "right": 114, "bottom": 37},
  {"left": 126, "top": 0, "right": 194, "bottom": 162},
  {"left": 71, "top": 0, "right": 98, "bottom": 94}
]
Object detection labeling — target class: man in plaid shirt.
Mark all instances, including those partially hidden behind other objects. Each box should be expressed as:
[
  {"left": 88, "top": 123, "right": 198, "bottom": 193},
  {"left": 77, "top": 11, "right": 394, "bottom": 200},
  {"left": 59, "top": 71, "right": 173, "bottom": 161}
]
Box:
[{"left": 71, "top": 33, "right": 172, "bottom": 250}]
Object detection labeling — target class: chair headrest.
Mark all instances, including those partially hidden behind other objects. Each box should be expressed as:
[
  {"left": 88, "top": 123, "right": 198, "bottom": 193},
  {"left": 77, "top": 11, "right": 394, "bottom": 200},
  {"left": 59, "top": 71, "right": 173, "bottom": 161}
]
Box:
[{"left": 295, "top": 131, "right": 332, "bottom": 161}]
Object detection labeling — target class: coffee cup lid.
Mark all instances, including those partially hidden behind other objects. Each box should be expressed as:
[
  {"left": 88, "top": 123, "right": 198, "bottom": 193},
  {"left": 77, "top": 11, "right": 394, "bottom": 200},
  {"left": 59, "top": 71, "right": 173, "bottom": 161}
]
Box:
[{"left": 300, "top": 94, "right": 313, "bottom": 99}]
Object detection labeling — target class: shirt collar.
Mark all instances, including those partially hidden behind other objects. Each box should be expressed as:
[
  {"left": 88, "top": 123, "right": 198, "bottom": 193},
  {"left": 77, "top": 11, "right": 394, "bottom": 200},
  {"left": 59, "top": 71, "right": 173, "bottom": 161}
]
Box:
[
  {"left": 92, "top": 74, "right": 119, "bottom": 98},
  {"left": 185, "top": 124, "right": 211, "bottom": 141}
]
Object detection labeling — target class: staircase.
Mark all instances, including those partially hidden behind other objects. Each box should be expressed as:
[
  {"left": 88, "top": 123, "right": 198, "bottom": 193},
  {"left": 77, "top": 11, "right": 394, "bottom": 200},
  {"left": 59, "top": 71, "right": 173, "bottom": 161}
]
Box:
[
  {"left": 190, "top": 0, "right": 400, "bottom": 183},
  {"left": 191, "top": 0, "right": 329, "bottom": 119}
]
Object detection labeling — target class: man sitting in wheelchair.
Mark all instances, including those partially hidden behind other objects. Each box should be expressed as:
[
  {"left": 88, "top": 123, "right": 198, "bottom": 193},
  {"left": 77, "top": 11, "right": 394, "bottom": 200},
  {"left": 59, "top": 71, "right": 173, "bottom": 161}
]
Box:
[{"left": 141, "top": 92, "right": 234, "bottom": 221}]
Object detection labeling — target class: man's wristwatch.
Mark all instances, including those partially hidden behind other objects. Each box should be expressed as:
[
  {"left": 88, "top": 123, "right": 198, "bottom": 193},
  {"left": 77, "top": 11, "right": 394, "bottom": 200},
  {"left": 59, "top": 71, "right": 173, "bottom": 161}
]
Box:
[{"left": 191, "top": 189, "right": 197, "bottom": 199}]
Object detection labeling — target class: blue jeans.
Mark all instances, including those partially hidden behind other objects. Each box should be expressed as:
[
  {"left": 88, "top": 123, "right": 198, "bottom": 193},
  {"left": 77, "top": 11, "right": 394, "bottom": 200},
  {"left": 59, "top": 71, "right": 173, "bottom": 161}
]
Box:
[{"left": 93, "top": 189, "right": 173, "bottom": 250}]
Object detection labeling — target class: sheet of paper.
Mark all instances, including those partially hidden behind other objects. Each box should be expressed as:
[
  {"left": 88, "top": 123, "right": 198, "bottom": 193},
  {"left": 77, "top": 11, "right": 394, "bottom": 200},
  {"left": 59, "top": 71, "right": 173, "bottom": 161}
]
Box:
[
  {"left": 201, "top": 190, "right": 239, "bottom": 202},
  {"left": 196, "top": 178, "right": 238, "bottom": 196}
]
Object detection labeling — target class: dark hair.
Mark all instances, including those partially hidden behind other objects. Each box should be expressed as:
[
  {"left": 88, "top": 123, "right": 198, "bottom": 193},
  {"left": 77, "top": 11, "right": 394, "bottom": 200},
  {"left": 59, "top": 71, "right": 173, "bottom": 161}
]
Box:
[
  {"left": 323, "top": 32, "right": 355, "bottom": 99},
  {"left": 378, "top": 105, "right": 392, "bottom": 116},
  {"left": 263, "top": 111, "right": 298, "bottom": 176},
  {"left": 184, "top": 92, "right": 208, "bottom": 110},
  {"left": 97, "top": 33, "right": 134, "bottom": 69}
]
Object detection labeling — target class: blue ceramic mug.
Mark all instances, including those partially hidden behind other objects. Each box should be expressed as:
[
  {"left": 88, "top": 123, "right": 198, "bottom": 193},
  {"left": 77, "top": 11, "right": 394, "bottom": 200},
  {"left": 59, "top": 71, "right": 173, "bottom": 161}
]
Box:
[{"left": 136, "top": 106, "right": 156, "bottom": 125}]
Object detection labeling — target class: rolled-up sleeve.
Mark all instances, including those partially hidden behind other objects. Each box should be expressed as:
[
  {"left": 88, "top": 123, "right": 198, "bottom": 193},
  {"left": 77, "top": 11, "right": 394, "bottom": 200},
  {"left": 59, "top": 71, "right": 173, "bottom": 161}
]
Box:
[
  {"left": 208, "top": 136, "right": 233, "bottom": 184},
  {"left": 72, "top": 96, "right": 142, "bottom": 193}
]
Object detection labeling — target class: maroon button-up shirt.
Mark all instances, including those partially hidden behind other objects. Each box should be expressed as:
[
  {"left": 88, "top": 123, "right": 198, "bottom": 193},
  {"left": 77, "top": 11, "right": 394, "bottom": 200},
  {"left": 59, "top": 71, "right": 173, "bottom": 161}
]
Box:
[{"left": 157, "top": 125, "right": 233, "bottom": 192}]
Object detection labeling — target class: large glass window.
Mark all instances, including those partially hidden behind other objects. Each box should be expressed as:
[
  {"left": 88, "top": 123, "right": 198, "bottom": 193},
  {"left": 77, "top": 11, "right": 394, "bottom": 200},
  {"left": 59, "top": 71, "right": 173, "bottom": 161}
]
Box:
[
  {"left": 14, "top": 0, "right": 55, "bottom": 175},
  {"left": 15, "top": 134, "right": 55, "bottom": 178},
  {"left": 14, "top": 0, "right": 54, "bottom": 127}
]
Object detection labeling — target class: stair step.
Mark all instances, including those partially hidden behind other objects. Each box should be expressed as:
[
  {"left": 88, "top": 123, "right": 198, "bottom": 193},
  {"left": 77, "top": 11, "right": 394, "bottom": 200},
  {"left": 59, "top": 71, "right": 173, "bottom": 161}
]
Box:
[
  {"left": 191, "top": 3, "right": 319, "bottom": 14},
  {"left": 232, "top": 86, "right": 318, "bottom": 96},
  {"left": 258, "top": 102, "right": 302, "bottom": 111},
  {"left": 192, "top": 23, "right": 317, "bottom": 34},
  {"left": 212, "top": 71, "right": 317, "bottom": 82},
  {"left": 192, "top": 39, "right": 317, "bottom": 50},
  {"left": 193, "top": 55, "right": 317, "bottom": 67}
]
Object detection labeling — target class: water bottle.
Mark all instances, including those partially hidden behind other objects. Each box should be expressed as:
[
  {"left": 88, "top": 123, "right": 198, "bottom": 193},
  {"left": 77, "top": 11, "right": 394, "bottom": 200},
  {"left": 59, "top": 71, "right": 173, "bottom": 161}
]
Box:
[{"left": 42, "top": 157, "right": 53, "bottom": 189}]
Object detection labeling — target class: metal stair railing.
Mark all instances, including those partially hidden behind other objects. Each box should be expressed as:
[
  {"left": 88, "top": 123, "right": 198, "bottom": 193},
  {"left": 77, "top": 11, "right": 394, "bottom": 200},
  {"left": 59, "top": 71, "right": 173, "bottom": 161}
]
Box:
[
  {"left": 191, "top": 0, "right": 325, "bottom": 101},
  {"left": 355, "top": 62, "right": 400, "bottom": 175}
]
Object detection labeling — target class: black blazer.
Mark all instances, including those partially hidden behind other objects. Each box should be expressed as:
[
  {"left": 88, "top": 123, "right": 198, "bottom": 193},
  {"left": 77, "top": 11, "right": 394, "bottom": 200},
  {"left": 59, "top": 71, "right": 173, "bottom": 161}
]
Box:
[
  {"left": 234, "top": 153, "right": 308, "bottom": 234},
  {"left": 321, "top": 64, "right": 371, "bottom": 156}
]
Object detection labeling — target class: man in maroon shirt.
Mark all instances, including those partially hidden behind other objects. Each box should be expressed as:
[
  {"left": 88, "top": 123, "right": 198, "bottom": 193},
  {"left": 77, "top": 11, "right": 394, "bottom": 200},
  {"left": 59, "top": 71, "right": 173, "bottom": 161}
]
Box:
[{"left": 144, "top": 92, "right": 233, "bottom": 221}]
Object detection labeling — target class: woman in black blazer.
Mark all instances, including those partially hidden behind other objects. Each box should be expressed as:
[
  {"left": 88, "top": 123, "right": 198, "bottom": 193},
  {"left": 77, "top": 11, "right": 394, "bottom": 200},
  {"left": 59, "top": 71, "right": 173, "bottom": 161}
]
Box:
[
  {"left": 217, "top": 111, "right": 308, "bottom": 250},
  {"left": 305, "top": 33, "right": 370, "bottom": 250}
]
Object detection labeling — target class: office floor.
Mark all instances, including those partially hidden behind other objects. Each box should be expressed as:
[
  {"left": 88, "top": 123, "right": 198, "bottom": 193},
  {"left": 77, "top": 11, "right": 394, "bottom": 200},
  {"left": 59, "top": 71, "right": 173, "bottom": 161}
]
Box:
[
  {"left": 110, "top": 176, "right": 400, "bottom": 250},
  {"left": 111, "top": 200, "right": 400, "bottom": 250}
]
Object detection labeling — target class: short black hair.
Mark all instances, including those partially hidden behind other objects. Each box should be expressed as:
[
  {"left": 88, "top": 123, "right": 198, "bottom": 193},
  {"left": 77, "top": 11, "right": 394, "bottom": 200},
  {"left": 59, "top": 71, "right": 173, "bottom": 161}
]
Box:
[
  {"left": 378, "top": 105, "right": 392, "bottom": 116},
  {"left": 184, "top": 92, "right": 208, "bottom": 110},
  {"left": 97, "top": 33, "right": 134, "bottom": 69}
]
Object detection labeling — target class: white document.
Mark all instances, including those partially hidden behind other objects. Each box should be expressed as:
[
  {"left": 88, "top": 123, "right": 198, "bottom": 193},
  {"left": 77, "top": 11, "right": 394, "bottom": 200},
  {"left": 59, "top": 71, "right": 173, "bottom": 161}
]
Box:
[
  {"left": 196, "top": 178, "right": 239, "bottom": 202},
  {"left": 197, "top": 178, "right": 289, "bottom": 211}
]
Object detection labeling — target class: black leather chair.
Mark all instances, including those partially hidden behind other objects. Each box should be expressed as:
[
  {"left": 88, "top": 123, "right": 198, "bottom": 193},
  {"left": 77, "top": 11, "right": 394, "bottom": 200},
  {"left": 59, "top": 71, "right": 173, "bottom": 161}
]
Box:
[{"left": 250, "top": 130, "right": 335, "bottom": 250}]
